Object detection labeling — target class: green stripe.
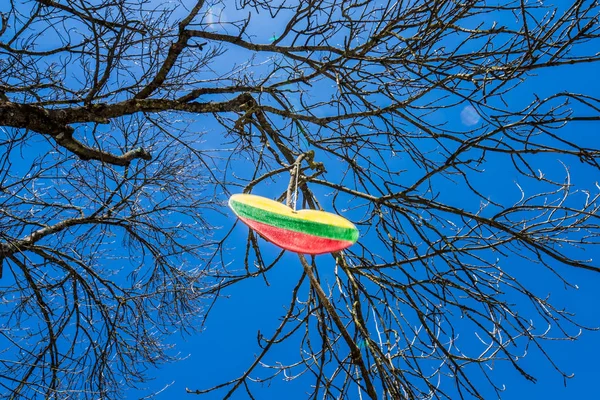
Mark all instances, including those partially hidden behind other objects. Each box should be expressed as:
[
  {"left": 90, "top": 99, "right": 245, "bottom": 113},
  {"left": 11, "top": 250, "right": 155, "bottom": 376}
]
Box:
[{"left": 232, "top": 200, "right": 359, "bottom": 242}]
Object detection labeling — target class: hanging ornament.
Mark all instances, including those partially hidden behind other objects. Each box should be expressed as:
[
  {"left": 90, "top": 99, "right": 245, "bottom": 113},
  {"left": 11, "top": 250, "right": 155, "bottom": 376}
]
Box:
[{"left": 229, "top": 193, "right": 359, "bottom": 255}]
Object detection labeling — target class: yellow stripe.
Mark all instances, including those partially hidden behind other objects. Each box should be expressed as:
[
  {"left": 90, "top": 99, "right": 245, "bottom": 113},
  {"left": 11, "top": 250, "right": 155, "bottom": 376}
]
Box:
[{"left": 230, "top": 194, "right": 356, "bottom": 229}]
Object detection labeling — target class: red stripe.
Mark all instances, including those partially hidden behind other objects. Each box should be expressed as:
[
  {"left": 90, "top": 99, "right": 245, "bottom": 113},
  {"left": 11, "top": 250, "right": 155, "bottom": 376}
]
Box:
[{"left": 240, "top": 217, "right": 353, "bottom": 255}]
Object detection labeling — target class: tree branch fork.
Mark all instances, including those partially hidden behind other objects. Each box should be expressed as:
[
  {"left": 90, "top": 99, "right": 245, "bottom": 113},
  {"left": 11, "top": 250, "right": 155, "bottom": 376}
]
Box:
[{"left": 0, "top": 93, "right": 253, "bottom": 166}]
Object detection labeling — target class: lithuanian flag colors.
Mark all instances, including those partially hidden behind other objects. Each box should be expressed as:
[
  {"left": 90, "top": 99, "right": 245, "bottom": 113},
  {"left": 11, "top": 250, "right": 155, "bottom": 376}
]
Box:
[{"left": 229, "top": 193, "right": 359, "bottom": 255}]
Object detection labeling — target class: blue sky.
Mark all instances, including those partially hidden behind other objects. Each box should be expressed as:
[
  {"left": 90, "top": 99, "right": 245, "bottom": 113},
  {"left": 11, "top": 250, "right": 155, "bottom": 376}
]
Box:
[
  {"left": 2, "top": 0, "right": 599, "bottom": 398},
  {"left": 129, "top": 3, "right": 600, "bottom": 399}
]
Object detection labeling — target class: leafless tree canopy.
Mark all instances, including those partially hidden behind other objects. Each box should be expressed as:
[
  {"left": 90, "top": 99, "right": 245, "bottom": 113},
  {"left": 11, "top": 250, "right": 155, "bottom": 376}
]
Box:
[{"left": 1, "top": 0, "right": 599, "bottom": 398}]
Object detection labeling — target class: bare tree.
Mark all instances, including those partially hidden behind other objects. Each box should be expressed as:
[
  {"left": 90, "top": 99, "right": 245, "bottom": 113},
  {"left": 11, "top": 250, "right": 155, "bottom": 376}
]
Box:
[{"left": 1, "top": 0, "right": 599, "bottom": 398}]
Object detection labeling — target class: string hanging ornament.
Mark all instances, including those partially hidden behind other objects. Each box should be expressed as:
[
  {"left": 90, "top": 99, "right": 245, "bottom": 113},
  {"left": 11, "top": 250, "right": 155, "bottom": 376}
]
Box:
[{"left": 229, "top": 154, "right": 359, "bottom": 255}]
